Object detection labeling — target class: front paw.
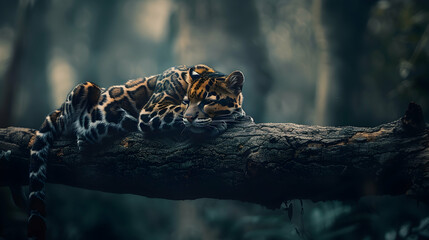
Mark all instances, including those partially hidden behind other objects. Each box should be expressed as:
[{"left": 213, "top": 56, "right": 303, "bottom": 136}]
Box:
[
  {"left": 232, "top": 109, "right": 254, "bottom": 123},
  {"left": 208, "top": 121, "right": 227, "bottom": 137},
  {"left": 184, "top": 121, "right": 227, "bottom": 138},
  {"left": 139, "top": 117, "right": 185, "bottom": 132},
  {"left": 237, "top": 115, "right": 254, "bottom": 123},
  {"left": 171, "top": 118, "right": 185, "bottom": 131}
]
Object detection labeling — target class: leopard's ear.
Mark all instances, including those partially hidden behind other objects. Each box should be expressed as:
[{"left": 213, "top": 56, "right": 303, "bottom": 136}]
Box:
[{"left": 226, "top": 71, "right": 244, "bottom": 94}]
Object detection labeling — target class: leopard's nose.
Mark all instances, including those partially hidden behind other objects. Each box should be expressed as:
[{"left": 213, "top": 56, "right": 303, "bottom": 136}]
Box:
[{"left": 185, "top": 115, "right": 196, "bottom": 123}]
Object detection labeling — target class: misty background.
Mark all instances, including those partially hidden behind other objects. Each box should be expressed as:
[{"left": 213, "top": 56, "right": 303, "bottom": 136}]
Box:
[{"left": 0, "top": 0, "right": 429, "bottom": 239}]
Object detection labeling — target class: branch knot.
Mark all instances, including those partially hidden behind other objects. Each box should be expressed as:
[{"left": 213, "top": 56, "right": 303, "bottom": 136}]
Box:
[{"left": 401, "top": 102, "right": 426, "bottom": 133}]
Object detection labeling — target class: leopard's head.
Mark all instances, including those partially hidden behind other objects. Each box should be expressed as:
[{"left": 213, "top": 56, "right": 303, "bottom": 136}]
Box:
[{"left": 183, "top": 64, "right": 246, "bottom": 134}]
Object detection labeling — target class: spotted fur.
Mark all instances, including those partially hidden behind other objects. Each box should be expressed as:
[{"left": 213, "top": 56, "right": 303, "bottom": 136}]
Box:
[{"left": 28, "top": 64, "right": 249, "bottom": 239}]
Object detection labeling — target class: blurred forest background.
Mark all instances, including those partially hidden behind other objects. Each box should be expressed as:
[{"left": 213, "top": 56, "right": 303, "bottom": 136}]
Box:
[{"left": 1, "top": 0, "right": 429, "bottom": 239}]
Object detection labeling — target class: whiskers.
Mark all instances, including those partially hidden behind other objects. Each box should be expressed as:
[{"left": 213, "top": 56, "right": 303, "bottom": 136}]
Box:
[
  {"left": 180, "top": 126, "right": 189, "bottom": 136},
  {"left": 193, "top": 118, "right": 212, "bottom": 126},
  {"left": 211, "top": 119, "right": 238, "bottom": 124}
]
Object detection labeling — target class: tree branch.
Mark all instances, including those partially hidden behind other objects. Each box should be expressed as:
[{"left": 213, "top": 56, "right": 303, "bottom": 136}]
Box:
[{"left": 0, "top": 103, "right": 428, "bottom": 208}]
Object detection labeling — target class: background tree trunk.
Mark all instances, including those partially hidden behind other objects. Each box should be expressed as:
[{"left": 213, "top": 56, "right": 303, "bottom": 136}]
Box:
[
  {"left": 321, "top": 0, "right": 377, "bottom": 126},
  {"left": 312, "top": 0, "right": 331, "bottom": 125},
  {"left": 0, "top": 0, "right": 31, "bottom": 128}
]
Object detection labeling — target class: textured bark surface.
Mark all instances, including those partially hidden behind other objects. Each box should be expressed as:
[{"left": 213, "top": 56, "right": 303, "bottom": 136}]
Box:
[{"left": 0, "top": 103, "right": 428, "bottom": 208}]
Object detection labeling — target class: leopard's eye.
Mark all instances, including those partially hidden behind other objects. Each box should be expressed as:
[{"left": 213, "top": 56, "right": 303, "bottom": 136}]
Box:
[
  {"left": 191, "top": 70, "right": 200, "bottom": 80},
  {"left": 203, "top": 99, "right": 216, "bottom": 105}
]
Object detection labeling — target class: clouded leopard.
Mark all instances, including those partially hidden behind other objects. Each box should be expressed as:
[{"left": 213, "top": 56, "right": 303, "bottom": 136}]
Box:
[{"left": 28, "top": 64, "right": 250, "bottom": 239}]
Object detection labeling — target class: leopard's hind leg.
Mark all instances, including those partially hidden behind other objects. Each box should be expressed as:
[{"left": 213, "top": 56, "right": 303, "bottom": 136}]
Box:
[{"left": 75, "top": 83, "right": 144, "bottom": 150}]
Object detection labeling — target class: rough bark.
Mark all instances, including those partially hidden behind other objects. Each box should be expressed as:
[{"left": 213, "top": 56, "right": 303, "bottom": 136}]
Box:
[{"left": 0, "top": 103, "right": 428, "bottom": 208}]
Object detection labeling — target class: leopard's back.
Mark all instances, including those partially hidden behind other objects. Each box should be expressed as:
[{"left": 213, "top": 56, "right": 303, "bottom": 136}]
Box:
[{"left": 74, "top": 74, "right": 158, "bottom": 144}]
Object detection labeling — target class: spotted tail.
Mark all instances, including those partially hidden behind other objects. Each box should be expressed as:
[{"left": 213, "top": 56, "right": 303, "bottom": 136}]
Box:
[
  {"left": 28, "top": 82, "right": 102, "bottom": 240},
  {"left": 28, "top": 110, "right": 62, "bottom": 239}
]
